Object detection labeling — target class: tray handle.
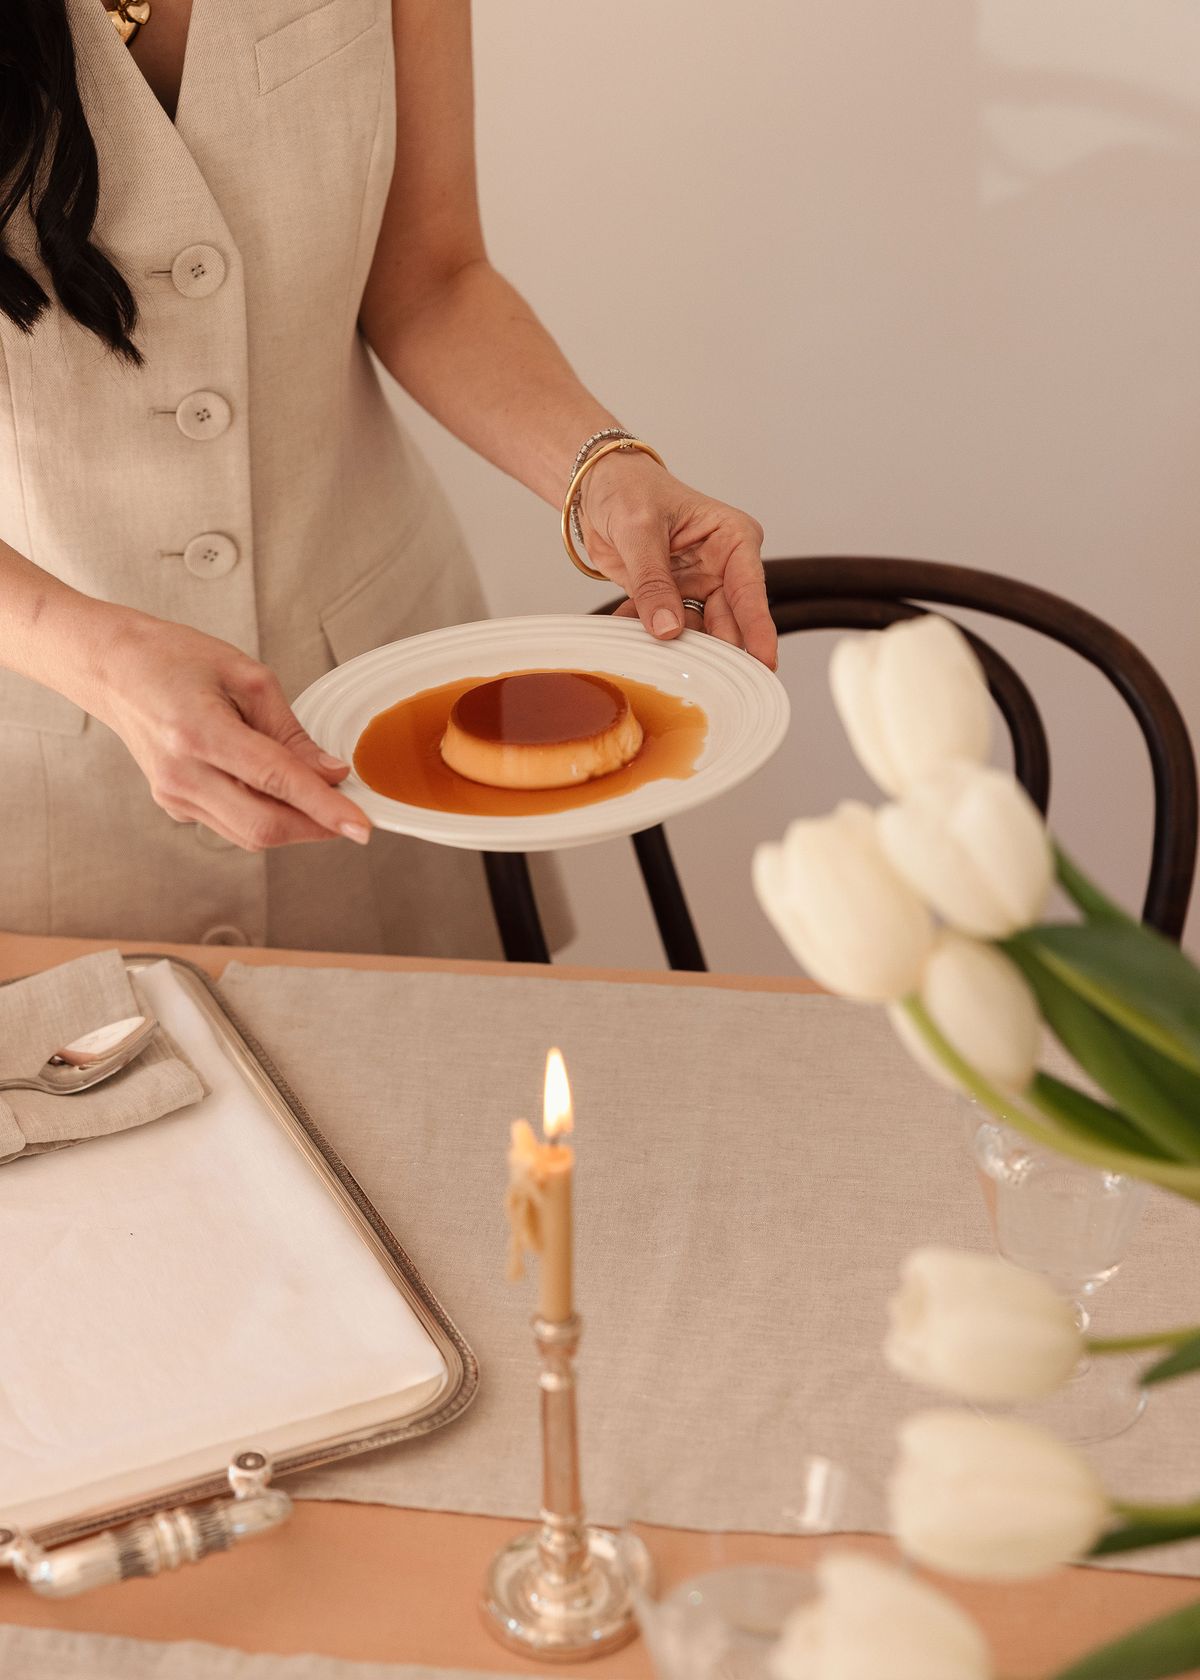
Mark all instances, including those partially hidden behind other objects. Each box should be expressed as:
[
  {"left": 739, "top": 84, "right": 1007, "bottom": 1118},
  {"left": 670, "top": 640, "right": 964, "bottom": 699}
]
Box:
[{"left": 0, "top": 1451, "right": 291, "bottom": 1598}]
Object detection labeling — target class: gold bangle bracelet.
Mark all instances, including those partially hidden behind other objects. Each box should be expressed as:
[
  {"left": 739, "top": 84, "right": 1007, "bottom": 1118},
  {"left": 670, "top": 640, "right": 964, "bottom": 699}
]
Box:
[{"left": 560, "top": 437, "right": 667, "bottom": 580}]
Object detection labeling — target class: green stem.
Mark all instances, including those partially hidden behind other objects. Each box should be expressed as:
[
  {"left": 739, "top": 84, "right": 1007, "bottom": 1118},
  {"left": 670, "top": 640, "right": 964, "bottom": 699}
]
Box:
[
  {"left": 1088, "top": 1327, "right": 1200, "bottom": 1354},
  {"left": 1113, "top": 1499, "right": 1200, "bottom": 1525},
  {"left": 901, "top": 998, "right": 1200, "bottom": 1205}
]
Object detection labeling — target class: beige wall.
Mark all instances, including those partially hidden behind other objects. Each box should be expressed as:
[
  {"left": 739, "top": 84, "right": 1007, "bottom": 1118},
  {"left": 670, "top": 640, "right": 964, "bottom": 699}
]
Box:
[{"left": 388, "top": 0, "right": 1200, "bottom": 972}]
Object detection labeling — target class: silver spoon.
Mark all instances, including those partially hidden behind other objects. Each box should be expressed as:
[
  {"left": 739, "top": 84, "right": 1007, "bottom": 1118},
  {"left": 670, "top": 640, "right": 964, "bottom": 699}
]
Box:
[{"left": 0, "top": 1016, "right": 159, "bottom": 1095}]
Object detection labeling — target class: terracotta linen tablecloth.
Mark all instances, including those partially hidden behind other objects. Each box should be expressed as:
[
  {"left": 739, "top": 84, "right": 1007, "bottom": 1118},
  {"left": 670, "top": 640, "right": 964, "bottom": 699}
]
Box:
[{"left": 211, "top": 961, "right": 1200, "bottom": 1570}]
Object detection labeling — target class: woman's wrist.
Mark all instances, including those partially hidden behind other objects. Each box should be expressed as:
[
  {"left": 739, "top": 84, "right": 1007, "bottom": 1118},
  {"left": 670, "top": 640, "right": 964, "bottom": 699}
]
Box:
[
  {"left": 77, "top": 602, "right": 161, "bottom": 719},
  {"left": 0, "top": 549, "right": 138, "bottom": 715},
  {"left": 26, "top": 586, "right": 147, "bottom": 719},
  {"left": 577, "top": 445, "right": 671, "bottom": 540}
]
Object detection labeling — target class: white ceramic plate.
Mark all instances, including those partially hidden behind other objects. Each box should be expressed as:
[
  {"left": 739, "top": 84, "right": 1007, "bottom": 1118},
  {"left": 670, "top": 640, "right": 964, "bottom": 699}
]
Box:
[{"left": 292, "top": 614, "right": 790, "bottom": 852}]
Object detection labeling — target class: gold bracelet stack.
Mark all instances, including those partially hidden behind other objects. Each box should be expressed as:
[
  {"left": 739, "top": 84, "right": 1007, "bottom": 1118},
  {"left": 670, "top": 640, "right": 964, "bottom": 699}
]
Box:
[
  {"left": 560, "top": 437, "right": 667, "bottom": 580},
  {"left": 566, "top": 428, "right": 633, "bottom": 554}
]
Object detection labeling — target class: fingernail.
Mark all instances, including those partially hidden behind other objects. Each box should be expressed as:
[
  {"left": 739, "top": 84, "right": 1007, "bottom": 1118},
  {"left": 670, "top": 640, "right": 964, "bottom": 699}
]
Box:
[
  {"left": 340, "top": 821, "right": 371, "bottom": 844},
  {"left": 319, "top": 752, "right": 350, "bottom": 771},
  {"left": 652, "top": 609, "right": 679, "bottom": 637}
]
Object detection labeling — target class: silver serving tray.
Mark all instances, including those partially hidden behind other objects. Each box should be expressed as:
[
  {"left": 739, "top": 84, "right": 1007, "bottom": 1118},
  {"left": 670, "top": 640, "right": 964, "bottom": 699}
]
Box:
[{"left": 0, "top": 953, "right": 478, "bottom": 1589}]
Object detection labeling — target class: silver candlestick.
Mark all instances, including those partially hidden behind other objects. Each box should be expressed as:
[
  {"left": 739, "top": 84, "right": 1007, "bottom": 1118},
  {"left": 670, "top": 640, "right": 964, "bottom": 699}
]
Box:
[{"left": 481, "top": 1313, "right": 650, "bottom": 1660}]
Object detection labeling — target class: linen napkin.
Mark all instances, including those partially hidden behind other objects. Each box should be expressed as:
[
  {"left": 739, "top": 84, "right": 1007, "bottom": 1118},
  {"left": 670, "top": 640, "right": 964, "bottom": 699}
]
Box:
[{"left": 0, "top": 949, "right": 205, "bottom": 1166}]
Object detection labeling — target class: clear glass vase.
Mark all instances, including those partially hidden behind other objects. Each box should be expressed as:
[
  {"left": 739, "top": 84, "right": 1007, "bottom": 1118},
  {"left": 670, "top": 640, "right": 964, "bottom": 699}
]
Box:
[
  {"left": 618, "top": 1456, "right": 850, "bottom": 1680},
  {"left": 969, "top": 1108, "right": 1150, "bottom": 1441}
]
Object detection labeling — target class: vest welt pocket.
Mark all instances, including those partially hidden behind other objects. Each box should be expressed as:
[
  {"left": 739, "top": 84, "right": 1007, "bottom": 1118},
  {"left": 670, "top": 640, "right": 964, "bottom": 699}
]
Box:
[
  {"left": 320, "top": 545, "right": 442, "bottom": 670},
  {"left": 318, "top": 484, "right": 480, "bottom": 670},
  {"left": 0, "top": 669, "right": 87, "bottom": 737},
  {"left": 256, "top": 0, "right": 380, "bottom": 95}
]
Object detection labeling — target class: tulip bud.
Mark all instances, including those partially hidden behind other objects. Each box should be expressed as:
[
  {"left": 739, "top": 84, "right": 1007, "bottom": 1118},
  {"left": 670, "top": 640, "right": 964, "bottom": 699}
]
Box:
[
  {"left": 769, "top": 1551, "right": 992, "bottom": 1680},
  {"left": 885, "top": 1248, "right": 1083, "bottom": 1403},
  {"left": 877, "top": 763, "right": 1052, "bottom": 938},
  {"left": 753, "top": 803, "right": 935, "bottom": 1000},
  {"left": 889, "top": 933, "right": 1042, "bottom": 1093},
  {"left": 830, "top": 617, "right": 992, "bottom": 796},
  {"left": 889, "top": 1410, "right": 1110, "bottom": 1580}
]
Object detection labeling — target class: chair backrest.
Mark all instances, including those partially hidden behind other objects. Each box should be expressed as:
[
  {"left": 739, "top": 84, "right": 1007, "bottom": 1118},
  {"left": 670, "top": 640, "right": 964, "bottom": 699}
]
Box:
[
  {"left": 763, "top": 557, "right": 1197, "bottom": 941},
  {"left": 483, "top": 557, "right": 1197, "bottom": 969}
]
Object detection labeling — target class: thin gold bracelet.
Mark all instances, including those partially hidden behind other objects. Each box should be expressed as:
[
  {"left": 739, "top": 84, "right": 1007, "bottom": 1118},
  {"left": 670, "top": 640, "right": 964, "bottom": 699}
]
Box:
[{"left": 560, "top": 437, "right": 667, "bottom": 580}]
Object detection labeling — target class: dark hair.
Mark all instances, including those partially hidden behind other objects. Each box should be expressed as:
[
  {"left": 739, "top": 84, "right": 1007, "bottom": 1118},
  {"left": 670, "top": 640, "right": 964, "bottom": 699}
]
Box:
[{"left": 0, "top": 0, "right": 141, "bottom": 362}]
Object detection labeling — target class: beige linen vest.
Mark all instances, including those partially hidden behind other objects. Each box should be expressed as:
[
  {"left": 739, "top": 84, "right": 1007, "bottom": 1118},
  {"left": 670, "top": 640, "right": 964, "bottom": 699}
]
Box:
[{"left": 0, "top": 0, "right": 515, "bottom": 957}]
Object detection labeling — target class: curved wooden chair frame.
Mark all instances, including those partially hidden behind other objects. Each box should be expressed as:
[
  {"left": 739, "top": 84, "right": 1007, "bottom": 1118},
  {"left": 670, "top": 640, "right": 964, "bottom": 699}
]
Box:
[{"left": 482, "top": 557, "right": 1198, "bottom": 965}]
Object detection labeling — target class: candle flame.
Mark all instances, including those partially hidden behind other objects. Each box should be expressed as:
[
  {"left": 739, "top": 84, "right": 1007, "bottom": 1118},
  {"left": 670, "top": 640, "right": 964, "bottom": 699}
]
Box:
[{"left": 543, "top": 1048, "right": 573, "bottom": 1142}]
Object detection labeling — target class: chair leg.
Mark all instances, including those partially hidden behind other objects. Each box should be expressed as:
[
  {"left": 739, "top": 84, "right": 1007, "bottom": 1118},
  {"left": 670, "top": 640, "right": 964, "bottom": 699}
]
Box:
[
  {"left": 632, "top": 826, "right": 706, "bottom": 972},
  {"left": 483, "top": 852, "right": 552, "bottom": 964}
]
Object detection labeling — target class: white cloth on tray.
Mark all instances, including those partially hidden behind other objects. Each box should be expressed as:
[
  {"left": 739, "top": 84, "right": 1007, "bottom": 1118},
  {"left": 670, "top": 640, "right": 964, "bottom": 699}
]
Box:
[{"left": 0, "top": 961, "right": 446, "bottom": 1529}]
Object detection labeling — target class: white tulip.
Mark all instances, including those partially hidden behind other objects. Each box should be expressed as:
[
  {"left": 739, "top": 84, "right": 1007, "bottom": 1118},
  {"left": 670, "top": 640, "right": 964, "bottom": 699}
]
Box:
[
  {"left": 877, "top": 763, "right": 1053, "bottom": 938},
  {"left": 889, "top": 933, "right": 1042, "bottom": 1093},
  {"left": 889, "top": 1410, "right": 1110, "bottom": 1580},
  {"left": 769, "top": 1551, "right": 992, "bottom": 1680},
  {"left": 830, "top": 617, "right": 992, "bottom": 796},
  {"left": 885, "top": 1247, "right": 1083, "bottom": 1403},
  {"left": 752, "top": 803, "right": 934, "bottom": 1000}
]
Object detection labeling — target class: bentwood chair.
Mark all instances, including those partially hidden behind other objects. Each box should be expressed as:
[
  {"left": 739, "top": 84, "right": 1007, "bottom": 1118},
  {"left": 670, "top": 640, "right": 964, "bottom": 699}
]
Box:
[{"left": 482, "top": 558, "right": 1198, "bottom": 967}]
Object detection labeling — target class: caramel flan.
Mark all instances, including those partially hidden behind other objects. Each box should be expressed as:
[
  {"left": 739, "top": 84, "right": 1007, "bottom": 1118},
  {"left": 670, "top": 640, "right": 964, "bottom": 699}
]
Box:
[{"left": 439, "top": 671, "right": 644, "bottom": 790}]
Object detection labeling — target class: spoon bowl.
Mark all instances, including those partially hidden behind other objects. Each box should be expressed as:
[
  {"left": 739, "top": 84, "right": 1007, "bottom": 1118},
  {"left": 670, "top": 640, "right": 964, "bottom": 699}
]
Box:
[{"left": 0, "top": 1016, "right": 159, "bottom": 1096}]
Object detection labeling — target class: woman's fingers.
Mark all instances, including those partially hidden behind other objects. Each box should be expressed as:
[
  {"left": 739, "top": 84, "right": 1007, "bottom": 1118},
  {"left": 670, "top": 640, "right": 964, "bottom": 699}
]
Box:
[
  {"left": 611, "top": 515, "right": 687, "bottom": 642},
  {"left": 234, "top": 663, "right": 353, "bottom": 784},
  {"left": 718, "top": 540, "right": 777, "bottom": 669},
  {"left": 699, "top": 586, "right": 743, "bottom": 648},
  {"left": 164, "top": 763, "right": 340, "bottom": 851},
  {"left": 203, "top": 713, "right": 371, "bottom": 842},
  {"left": 218, "top": 666, "right": 371, "bottom": 839},
  {"left": 613, "top": 586, "right": 744, "bottom": 651}
]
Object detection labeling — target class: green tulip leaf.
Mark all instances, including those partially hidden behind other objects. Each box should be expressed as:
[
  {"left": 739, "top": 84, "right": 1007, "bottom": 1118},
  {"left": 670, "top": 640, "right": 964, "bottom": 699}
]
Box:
[
  {"left": 1049, "top": 1598, "right": 1200, "bottom": 1680},
  {"left": 1029, "top": 1073, "right": 1173, "bottom": 1160},
  {"left": 1092, "top": 1514, "right": 1200, "bottom": 1557},
  {"left": 1009, "top": 922, "right": 1200, "bottom": 1076},
  {"left": 1010, "top": 947, "right": 1200, "bottom": 1162},
  {"left": 901, "top": 998, "right": 1200, "bottom": 1204},
  {"left": 1142, "top": 1331, "right": 1200, "bottom": 1387}
]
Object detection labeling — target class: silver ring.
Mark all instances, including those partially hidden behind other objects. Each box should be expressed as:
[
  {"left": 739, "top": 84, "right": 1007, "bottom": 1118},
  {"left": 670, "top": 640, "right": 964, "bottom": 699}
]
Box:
[{"left": 681, "top": 597, "right": 706, "bottom": 617}]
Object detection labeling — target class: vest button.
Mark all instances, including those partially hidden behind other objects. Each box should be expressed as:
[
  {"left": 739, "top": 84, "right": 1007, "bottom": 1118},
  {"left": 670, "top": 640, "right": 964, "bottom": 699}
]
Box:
[
  {"left": 183, "top": 532, "right": 239, "bottom": 579},
  {"left": 176, "top": 391, "right": 232, "bottom": 441},
  {"left": 170, "top": 244, "right": 227, "bottom": 299},
  {"left": 200, "top": 924, "right": 250, "bottom": 947}
]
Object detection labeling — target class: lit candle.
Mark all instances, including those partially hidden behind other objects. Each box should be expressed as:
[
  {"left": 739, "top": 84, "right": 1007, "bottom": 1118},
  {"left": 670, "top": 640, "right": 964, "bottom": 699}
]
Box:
[{"left": 506, "top": 1048, "right": 575, "bottom": 1322}]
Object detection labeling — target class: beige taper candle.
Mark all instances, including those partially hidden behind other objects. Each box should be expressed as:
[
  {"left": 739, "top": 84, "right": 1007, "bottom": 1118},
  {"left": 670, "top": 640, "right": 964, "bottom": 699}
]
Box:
[{"left": 506, "top": 1049, "right": 575, "bottom": 1323}]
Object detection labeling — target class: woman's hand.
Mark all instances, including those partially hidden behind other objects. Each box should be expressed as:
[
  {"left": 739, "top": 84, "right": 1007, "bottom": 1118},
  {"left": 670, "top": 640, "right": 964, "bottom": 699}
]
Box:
[
  {"left": 90, "top": 611, "right": 371, "bottom": 851},
  {"left": 578, "top": 450, "right": 777, "bottom": 669}
]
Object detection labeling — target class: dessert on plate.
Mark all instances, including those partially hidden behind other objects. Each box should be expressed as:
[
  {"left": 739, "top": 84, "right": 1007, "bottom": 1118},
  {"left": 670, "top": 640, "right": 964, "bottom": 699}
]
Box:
[{"left": 439, "top": 671, "right": 643, "bottom": 790}]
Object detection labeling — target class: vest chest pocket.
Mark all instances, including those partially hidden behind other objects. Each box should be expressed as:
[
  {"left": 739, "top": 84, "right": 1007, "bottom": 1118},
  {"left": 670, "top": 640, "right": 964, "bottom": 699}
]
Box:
[{"left": 256, "top": 0, "right": 381, "bottom": 94}]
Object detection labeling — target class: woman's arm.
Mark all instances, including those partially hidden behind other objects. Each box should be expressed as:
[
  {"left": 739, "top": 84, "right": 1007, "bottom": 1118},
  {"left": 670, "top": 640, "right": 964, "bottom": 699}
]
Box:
[
  {"left": 359, "top": 0, "right": 776, "bottom": 667},
  {"left": 358, "top": 0, "right": 609, "bottom": 507},
  {"left": 0, "top": 541, "right": 368, "bottom": 849}
]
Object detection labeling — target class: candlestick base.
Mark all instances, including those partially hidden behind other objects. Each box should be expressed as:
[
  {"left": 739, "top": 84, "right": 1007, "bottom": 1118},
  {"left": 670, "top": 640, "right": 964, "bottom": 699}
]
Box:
[{"left": 481, "top": 1527, "right": 650, "bottom": 1662}]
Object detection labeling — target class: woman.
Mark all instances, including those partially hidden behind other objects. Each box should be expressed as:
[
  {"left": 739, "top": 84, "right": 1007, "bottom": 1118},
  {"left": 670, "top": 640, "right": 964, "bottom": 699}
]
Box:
[{"left": 0, "top": 0, "right": 776, "bottom": 956}]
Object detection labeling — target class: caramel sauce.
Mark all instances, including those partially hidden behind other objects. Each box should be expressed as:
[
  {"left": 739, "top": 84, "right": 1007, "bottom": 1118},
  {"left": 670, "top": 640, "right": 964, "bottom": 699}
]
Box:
[
  {"left": 354, "top": 669, "right": 708, "bottom": 817},
  {"left": 450, "top": 671, "right": 626, "bottom": 745}
]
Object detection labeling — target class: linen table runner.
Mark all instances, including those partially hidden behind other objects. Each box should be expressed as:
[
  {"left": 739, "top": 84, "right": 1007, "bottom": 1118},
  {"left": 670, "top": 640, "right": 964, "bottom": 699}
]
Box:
[{"left": 215, "top": 966, "right": 1200, "bottom": 1576}]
